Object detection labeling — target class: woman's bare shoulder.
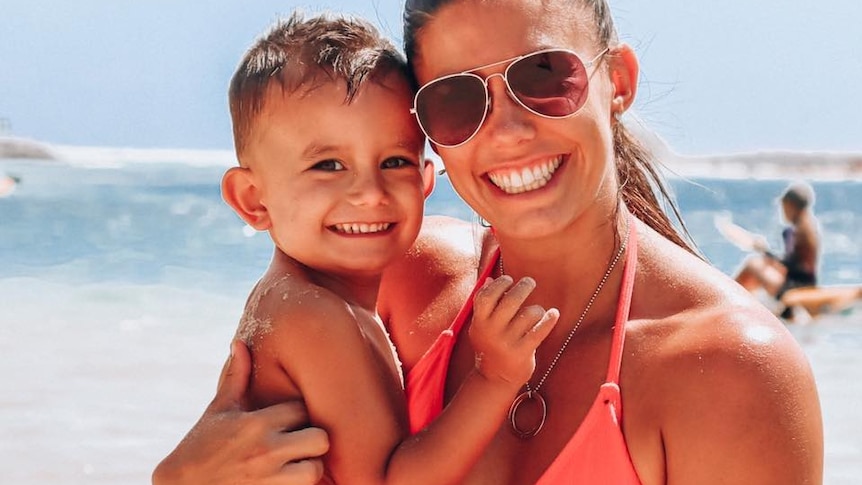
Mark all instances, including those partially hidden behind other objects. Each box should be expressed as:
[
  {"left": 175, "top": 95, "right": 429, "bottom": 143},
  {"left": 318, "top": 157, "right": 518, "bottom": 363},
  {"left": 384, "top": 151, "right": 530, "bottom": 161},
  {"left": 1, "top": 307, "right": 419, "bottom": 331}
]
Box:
[
  {"left": 624, "top": 228, "right": 821, "bottom": 483},
  {"left": 378, "top": 216, "right": 486, "bottom": 368},
  {"left": 631, "top": 224, "right": 806, "bottom": 371}
]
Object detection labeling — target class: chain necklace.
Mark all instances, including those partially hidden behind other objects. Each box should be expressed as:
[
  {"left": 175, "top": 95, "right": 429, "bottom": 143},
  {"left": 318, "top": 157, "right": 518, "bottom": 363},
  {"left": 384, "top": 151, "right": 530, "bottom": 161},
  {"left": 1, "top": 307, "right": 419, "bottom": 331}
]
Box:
[{"left": 501, "top": 218, "right": 630, "bottom": 439}]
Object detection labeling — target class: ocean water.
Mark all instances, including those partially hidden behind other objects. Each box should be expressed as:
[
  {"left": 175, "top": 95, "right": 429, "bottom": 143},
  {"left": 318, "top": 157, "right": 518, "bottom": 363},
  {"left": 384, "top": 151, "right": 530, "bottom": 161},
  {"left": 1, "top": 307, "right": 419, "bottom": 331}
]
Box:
[{"left": 1, "top": 156, "right": 860, "bottom": 484}]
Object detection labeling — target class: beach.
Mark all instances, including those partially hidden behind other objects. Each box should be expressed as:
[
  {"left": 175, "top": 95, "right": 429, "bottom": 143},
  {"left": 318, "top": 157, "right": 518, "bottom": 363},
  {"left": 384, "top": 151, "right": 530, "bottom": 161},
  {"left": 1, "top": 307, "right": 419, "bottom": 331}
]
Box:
[{"left": 1, "top": 153, "right": 860, "bottom": 484}]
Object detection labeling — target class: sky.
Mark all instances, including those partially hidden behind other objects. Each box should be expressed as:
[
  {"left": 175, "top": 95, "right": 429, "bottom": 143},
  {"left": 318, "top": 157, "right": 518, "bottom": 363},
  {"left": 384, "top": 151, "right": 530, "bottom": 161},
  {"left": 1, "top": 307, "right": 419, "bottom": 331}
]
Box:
[{"left": 1, "top": 0, "right": 861, "bottom": 156}]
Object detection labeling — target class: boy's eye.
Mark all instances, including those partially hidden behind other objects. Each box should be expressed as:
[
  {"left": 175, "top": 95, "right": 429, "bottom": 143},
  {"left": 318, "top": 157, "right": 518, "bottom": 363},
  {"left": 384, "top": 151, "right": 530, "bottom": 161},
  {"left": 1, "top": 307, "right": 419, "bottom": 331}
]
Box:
[
  {"left": 381, "top": 157, "right": 414, "bottom": 169},
  {"left": 310, "top": 159, "right": 345, "bottom": 171}
]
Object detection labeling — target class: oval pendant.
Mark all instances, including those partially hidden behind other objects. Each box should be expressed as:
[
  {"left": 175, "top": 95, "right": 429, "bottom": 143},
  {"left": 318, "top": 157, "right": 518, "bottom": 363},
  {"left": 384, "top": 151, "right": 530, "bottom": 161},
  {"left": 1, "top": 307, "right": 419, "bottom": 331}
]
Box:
[{"left": 508, "top": 390, "right": 547, "bottom": 439}]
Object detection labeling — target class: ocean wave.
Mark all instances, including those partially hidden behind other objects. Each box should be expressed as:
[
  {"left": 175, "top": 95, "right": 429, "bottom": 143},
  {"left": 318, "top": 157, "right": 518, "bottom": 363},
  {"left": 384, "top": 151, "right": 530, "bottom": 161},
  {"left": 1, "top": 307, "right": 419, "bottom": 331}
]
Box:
[
  {"left": 52, "top": 144, "right": 237, "bottom": 168},
  {"left": 662, "top": 151, "right": 862, "bottom": 182}
]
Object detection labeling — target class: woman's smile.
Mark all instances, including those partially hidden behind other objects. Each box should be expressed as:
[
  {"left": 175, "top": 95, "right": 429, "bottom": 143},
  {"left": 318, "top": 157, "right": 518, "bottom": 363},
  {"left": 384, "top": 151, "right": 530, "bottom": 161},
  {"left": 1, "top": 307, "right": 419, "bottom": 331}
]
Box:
[{"left": 486, "top": 155, "right": 564, "bottom": 194}]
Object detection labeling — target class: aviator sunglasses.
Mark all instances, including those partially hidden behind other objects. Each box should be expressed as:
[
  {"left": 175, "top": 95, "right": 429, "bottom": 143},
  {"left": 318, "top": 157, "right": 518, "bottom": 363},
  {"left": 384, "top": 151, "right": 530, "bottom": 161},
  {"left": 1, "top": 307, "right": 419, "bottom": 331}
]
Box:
[{"left": 411, "top": 48, "right": 608, "bottom": 148}]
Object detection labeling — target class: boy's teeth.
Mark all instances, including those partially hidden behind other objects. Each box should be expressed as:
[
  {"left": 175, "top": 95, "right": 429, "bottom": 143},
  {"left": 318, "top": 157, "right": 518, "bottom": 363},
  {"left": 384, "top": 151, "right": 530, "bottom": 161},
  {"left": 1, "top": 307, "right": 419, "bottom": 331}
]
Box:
[
  {"left": 333, "top": 222, "right": 391, "bottom": 234},
  {"left": 488, "top": 157, "right": 562, "bottom": 194}
]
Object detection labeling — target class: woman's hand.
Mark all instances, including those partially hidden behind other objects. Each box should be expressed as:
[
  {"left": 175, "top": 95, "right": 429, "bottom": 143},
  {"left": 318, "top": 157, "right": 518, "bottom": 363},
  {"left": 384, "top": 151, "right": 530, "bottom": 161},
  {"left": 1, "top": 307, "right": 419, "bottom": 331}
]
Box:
[{"left": 152, "top": 340, "right": 330, "bottom": 485}]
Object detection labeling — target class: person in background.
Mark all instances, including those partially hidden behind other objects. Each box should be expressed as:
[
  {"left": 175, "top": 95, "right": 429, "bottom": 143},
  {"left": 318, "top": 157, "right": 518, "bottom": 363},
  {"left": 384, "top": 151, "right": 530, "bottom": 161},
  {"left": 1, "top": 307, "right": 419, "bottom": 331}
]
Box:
[
  {"left": 154, "top": 12, "right": 558, "bottom": 485},
  {"left": 0, "top": 173, "right": 19, "bottom": 198},
  {"left": 155, "top": 1, "right": 824, "bottom": 483},
  {"left": 735, "top": 181, "right": 820, "bottom": 314}
]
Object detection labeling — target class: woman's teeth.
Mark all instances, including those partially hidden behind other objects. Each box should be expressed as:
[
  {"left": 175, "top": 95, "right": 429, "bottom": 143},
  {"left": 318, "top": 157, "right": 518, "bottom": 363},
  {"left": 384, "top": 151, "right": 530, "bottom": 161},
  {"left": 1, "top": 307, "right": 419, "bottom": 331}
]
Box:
[{"left": 488, "top": 156, "right": 562, "bottom": 194}]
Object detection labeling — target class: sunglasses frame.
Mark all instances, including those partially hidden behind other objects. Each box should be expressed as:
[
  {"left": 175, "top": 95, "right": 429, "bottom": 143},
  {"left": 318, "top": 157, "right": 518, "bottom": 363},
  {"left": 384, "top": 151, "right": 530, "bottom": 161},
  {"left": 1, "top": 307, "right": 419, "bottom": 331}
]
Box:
[{"left": 411, "top": 47, "right": 610, "bottom": 148}]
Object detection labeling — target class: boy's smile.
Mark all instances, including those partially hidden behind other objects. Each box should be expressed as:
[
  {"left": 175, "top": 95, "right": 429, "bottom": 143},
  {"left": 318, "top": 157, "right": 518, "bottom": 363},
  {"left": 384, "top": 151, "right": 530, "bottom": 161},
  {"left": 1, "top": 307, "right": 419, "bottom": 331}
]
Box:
[{"left": 330, "top": 222, "right": 394, "bottom": 235}]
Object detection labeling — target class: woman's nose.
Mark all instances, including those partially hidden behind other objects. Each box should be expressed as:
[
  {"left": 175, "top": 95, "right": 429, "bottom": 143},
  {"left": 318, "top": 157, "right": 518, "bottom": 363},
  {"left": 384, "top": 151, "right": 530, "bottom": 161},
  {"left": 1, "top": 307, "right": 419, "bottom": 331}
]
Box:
[{"left": 480, "top": 75, "right": 537, "bottom": 146}]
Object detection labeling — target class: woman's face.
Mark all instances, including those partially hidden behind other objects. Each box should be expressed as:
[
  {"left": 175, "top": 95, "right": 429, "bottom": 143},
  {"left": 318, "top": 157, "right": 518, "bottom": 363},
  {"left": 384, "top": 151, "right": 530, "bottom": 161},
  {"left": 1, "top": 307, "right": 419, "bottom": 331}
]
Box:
[{"left": 411, "top": 0, "right": 633, "bottom": 239}]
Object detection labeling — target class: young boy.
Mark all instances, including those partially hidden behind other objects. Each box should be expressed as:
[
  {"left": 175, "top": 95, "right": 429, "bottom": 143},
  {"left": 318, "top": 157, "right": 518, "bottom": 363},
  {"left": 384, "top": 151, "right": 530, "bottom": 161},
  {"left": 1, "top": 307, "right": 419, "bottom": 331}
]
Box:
[
  {"left": 220, "top": 13, "right": 559, "bottom": 485},
  {"left": 734, "top": 182, "right": 820, "bottom": 318}
]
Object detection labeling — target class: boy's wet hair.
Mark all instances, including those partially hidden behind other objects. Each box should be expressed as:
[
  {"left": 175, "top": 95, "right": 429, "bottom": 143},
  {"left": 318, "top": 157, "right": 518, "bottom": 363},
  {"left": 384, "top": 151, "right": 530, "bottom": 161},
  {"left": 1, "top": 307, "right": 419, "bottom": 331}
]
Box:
[{"left": 229, "top": 12, "right": 407, "bottom": 155}]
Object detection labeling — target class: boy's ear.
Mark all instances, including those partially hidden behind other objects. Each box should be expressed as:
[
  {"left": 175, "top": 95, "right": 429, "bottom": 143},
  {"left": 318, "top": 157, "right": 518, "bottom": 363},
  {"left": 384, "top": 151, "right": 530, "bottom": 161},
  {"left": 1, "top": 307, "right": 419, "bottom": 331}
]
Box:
[
  {"left": 221, "top": 166, "right": 271, "bottom": 230},
  {"left": 422, "top": 159, "right": 436, "bottom": 198},
  {"left": 608, "top": 43, "right": 639, "bottom": 115}
]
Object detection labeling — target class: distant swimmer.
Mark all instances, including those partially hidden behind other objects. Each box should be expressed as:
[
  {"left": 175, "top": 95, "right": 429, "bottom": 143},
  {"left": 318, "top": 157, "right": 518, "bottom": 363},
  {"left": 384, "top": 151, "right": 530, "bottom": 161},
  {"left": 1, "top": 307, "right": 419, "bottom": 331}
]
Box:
[
  {"left": 0, "top": 173, "right": 20, "bottom": 198},
  {"left": 732, "top": 182, "right": 820, "bottom": 317}
]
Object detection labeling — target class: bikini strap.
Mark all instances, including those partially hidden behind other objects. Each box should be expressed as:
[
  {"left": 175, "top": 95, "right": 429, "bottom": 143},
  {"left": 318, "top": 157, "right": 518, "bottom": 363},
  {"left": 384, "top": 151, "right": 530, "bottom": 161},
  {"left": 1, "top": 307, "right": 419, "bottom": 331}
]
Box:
[{"left": 606, "top": 213, "right": 638, "bottom": 384}]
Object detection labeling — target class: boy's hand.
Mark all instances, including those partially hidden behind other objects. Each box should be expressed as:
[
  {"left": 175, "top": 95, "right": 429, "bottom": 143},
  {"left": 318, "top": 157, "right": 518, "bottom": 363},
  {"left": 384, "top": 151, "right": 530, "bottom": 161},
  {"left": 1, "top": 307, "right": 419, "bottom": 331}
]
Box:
[
  {"left": 469, "top": 276, "right": 559, "bottom": 387},
  {"left": 152, "top": 340, "right": 329, "bottom": 485}
]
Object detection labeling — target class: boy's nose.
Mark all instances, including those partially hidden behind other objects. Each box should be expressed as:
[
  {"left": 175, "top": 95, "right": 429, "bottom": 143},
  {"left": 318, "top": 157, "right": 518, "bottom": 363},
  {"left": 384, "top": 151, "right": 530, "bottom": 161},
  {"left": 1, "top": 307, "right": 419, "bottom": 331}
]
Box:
[{"left": 347, "top": 170, "right": 388, "bottom": 206}]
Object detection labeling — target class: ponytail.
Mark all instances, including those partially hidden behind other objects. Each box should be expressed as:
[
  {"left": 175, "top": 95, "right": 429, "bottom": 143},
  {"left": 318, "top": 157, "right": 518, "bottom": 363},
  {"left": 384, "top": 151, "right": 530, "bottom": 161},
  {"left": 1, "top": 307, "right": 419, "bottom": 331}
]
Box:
[{"left": 614, "top": 121, "right": 698, "bottom": 255}]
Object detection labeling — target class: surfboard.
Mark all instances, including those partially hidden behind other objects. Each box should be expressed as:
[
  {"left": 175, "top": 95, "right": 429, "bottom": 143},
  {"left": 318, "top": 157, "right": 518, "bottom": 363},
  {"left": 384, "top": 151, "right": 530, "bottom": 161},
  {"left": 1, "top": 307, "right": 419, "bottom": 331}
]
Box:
[
  {"left": 714, "top": 213, "right": 862, "bottom": 320},
  {"left": 713, "top": 213, "right": 777, "bottom": 258}
]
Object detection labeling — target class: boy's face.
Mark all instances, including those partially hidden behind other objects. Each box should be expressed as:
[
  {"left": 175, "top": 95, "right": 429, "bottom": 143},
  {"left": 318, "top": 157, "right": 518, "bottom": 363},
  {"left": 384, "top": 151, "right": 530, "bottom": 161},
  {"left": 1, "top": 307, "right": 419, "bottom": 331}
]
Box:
[
  {"left": 242, "top": 72, "right": 429, "bottom": 277},
  {"left": 781, "top": 199, "right": 799, "bottom": 224}
]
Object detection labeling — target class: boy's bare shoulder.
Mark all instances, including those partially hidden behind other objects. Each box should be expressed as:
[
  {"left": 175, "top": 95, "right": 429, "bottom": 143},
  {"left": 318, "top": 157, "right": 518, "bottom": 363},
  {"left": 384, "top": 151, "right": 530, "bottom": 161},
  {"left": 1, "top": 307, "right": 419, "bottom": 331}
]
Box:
[
  {"left": 237, "top": 269, "right": 355, "bottom": 348},
  {"left": 239, "top": 267, "right": 389, "bottom": 396},
  {"left": 236, "top": 269, "right": 362, "bottom": 407}
]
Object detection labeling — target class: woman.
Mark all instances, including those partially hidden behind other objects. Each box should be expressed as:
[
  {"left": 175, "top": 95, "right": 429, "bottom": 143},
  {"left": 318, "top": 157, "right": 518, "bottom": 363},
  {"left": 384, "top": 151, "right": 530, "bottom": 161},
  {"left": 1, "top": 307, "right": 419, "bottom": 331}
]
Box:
[{"left": 154, "top": 1, "right": 823, "bottom": 483}]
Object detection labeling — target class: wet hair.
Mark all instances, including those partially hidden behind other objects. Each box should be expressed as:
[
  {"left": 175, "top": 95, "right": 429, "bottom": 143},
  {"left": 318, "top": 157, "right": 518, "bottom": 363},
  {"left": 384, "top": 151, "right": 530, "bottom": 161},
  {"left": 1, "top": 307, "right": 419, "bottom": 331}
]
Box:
[
  {"left": 781, "top": 181, "right": 815, "bottom": 210},
  {"left": 229, "top": 11, "right": 407, "bottom": 155},
  {"left": 404, "top": 0, "right": 697, "bottom": 254}
]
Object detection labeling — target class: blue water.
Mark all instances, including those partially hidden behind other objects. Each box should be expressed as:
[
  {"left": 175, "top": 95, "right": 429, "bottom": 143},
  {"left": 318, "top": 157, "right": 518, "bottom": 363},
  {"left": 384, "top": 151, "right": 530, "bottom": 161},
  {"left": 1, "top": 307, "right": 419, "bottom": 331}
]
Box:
[
  {"left": 0, "top": 158, "right": 860, "bottom": 484},
  {"left": 1, "top": 158, "right": 859, "bottom": 290}
]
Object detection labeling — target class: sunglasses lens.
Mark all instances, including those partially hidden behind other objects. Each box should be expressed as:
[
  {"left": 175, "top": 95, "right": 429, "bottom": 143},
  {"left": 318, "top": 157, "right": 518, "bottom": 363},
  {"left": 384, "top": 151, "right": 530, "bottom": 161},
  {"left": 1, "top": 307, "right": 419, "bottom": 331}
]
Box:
[
  {"left": 416, "top": 75, "right": 487, "bottom": 147},
  {"left": 508, "top": 50, "right": 589, "bottom": 117}
]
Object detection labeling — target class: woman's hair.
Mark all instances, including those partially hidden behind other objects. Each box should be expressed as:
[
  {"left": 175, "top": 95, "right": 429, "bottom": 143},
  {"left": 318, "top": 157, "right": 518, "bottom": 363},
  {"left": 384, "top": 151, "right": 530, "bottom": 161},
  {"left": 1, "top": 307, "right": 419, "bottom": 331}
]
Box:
[{"left": 404, "top": 0, "right": 697, "bottom": 254}]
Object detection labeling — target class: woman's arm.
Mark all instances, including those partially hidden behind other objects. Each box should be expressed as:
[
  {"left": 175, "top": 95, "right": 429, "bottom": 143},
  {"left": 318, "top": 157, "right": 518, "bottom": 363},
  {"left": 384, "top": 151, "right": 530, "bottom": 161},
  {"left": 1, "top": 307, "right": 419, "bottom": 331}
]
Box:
[{"left": 152, "top": 341, "right": 329, "bottom": 485}]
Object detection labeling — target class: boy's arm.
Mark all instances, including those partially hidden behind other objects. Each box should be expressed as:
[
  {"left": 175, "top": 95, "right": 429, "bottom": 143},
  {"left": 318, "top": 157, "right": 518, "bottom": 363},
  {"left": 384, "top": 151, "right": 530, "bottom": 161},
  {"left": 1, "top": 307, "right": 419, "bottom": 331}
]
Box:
[
  {"left": 386, "top": 275, "right": 559, "bottom": 483},
  {"left": 261, "top": 278, "right": 556, "bottom": 485}
]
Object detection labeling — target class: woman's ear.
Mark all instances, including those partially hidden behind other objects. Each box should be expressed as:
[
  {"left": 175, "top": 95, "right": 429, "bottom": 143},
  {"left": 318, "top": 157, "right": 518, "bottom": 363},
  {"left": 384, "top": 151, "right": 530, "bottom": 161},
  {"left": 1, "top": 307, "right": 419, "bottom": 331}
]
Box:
[
  {"left": 221, "top": 166, "right": 271, "bottom": 230},
  {"left": 422, "top": 159, "right": 437, "bottom": 198},
  {"left": 608, "top": 43, "right": 639, "bottom": 115}
]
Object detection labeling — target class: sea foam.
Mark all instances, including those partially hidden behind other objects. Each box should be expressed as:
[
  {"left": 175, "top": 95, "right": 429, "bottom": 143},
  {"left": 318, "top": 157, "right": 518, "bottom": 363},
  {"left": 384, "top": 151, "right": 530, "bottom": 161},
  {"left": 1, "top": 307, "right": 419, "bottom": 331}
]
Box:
[{"left": 52, "top": 144, "right": 237, "bottom": 169}]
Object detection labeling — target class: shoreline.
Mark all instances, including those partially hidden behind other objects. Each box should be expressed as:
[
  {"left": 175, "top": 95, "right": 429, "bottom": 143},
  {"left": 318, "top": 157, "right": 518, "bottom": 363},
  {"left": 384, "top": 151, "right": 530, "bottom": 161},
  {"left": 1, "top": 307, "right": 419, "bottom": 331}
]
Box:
[{"left": 3, "top": 136, "right": 862, "bottom": 181}]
